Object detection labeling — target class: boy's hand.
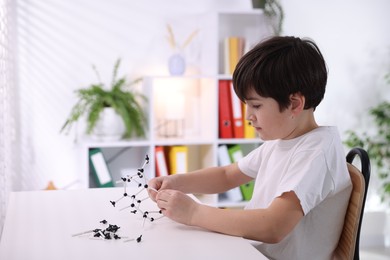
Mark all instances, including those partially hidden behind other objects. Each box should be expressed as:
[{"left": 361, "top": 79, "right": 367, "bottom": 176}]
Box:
[
  {"left": 155, "top": 189, "right": 198, "bottom": 226},
  {"left": 147, "top": 175, "right": 177, "bottom": 202}
]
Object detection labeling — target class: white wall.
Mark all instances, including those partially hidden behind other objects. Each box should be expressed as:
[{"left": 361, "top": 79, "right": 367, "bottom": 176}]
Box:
[
  {"left": 282, "top": 0, "right": 390, "bottom": 135},
  {"left": 282, "top": 0, "right": 390, "bottom": 211},
  {"left": 15, "top": 0, "right": 390, "bottom": 195}
]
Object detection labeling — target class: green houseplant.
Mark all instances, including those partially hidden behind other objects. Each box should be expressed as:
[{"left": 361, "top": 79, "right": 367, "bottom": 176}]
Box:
[
  {"left": 252, "top": 0, "right": 284, "bottom": 36},
  {"left": 60, "top": 59, "right": 147, "bottom": 139},
  {"left": 344, "top": 74, "right": 390, "bottom": 205}
]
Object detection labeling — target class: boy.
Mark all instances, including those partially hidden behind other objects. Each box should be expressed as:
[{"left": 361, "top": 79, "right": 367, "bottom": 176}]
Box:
[{"left": 148, "top": 36, "right": 352, "bottom": 259}]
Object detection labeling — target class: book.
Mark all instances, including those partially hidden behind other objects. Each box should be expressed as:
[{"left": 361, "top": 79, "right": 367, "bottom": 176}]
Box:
[
  {"left": 168, "top": 146, "right": 188, "bottom": 174},
  {"left": 229, "top": 37, "right": 239, "bottom": 74},
  {"left": 224, "top": 38, "right": 230, "bottom": 75},
  {"left": 224, "top": 37, "right": 245, "bottom": 75},
  {"left": 89, "top": 148, "right": 114, "bottom": 188},
  {"left": 229, "top": 81, "right": 244, "bottom": 138},
  {"left": 218, "top": 145, "right": 243, "bottom": 202},
  {"left": 218, "top": 80, "right": 234, "bottom": 138},
  {"left": 155, "top": 146, "right": 169, "bottom": 177}
]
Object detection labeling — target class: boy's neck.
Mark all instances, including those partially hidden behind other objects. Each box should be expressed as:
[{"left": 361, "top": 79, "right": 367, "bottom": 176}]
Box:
[{"left": 283, "top": 110, "right": 318, "bottom": 140}]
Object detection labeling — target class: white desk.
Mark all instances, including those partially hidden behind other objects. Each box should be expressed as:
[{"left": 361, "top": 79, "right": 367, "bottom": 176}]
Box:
[{"left": 0, "top": 188, "right": 267, "bottom": 260}]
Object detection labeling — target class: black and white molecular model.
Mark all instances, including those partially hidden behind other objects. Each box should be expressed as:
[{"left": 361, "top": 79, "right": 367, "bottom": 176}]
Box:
[
  {"left": 73, "top": 154, "right": 163, "bottom": 243},
  {"left": 72, "top": 220, "right": 124, "bottom": 241}
]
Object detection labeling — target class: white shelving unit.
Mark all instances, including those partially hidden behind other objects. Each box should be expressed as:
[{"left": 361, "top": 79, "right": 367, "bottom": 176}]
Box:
[{"left": 82, "top": 10, "right": 271, "bottom": 207}]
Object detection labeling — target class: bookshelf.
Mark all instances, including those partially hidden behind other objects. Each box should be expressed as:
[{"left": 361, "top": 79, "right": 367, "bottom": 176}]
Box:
[{"left": 82, "top": 10, "right": 271, "bottom": 207}]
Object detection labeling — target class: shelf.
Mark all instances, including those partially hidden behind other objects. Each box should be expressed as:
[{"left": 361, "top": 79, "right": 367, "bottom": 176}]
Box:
[
  {"left": 81, "top": 10, "right": 270, "bottom": 207},
  {"left": 82, "top": 139, "right": 150, "bottom": 148}
]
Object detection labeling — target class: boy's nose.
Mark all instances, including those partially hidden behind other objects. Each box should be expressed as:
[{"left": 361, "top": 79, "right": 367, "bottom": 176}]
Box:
[{"left": 246, "top": 113, "right": 255, "bottom": 122}]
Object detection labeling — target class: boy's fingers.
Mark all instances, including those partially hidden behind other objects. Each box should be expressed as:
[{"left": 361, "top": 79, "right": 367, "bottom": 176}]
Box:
[
  {"left": 148, "top": 187, "right": 159, "bottom": 193},
  {"left": 156, "top": 189, "right": 173, "bottom": 202}
]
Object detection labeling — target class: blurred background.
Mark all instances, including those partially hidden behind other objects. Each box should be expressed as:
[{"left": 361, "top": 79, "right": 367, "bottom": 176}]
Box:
[{"left": 1, "top": 0, "right": 390, "bottom": 256}]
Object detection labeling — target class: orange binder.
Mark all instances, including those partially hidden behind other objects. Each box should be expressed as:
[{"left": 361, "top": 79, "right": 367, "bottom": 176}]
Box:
[
  {"left": 155, "top": 146, "right": 169, "bottom": 177},
  {"left": 218, "top": 80, "right": 234, "bottom": 139},
  {"left": 229, "top": 81, "right": 244, "bottom": 138}
]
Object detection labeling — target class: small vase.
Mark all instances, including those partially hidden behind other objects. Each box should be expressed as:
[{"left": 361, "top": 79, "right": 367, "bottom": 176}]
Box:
[
  {"left": 168, "top": 52, "right": 186, "bottom": 76},
  {"left": 93, "top": 107, "right": 125, "bottom": 141}
]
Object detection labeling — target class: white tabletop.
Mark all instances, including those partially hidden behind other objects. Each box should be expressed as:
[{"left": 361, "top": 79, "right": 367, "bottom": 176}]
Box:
[{"left": 0, "top": 187, "right": 267, "bottom": 260}]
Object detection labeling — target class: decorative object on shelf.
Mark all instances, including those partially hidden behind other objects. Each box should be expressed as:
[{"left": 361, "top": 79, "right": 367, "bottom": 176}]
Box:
[
  {"left": 251, "top": 0, "right": 266, "bottom": 9},
  {"left": 60, "top": 59, "right": 147, "bottom": 141},
  {"left": 157, "top": 118, "right": 185, "bottom": 138},
  {"left": 166, "top": 24, "right": 199, "bottom": 76},
  {"left": 345, "top": 100, "right": 390, "bottom": 206},
  {"left": 252, "top": 0, "right": 284, "bottom": 36},
  {"left": 154, "top": 78, "right": 186, "bottom": 138},
  {"left": 168, "top": 53, "right": 186, "bottom": 76},
  {"left": 45, "top": 181, "right": 57, "bottom": 190}
]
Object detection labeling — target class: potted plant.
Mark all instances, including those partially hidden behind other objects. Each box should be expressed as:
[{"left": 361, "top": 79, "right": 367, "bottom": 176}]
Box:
[
  {"left": 252, "top": 0, "right": 284, "bottom": 36},
  {"left": 344, "top": 73, "right": 390, "bottom": 205},
  {"left": 60, "top": 59, "right": 147, "bottom": 140}
]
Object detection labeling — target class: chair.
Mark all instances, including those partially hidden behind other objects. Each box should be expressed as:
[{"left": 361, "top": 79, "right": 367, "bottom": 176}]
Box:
[{"left": 333, "top": 148, "right": 371, "bottom": 260}]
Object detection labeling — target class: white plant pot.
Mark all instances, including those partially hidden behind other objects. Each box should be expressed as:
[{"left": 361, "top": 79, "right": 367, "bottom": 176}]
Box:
[{"left": 93, "top": 107, "right": 125, "bottom": 141}]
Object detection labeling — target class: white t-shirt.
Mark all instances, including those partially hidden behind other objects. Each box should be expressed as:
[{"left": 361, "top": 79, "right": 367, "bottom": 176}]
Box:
[{"left": 238, "top": 126, "right": 352, "bottom": 260}]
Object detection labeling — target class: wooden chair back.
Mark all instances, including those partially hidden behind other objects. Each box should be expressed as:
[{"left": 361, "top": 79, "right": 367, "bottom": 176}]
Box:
[{"left": 333, "top": 164, "right": 365, "bottom": 259}]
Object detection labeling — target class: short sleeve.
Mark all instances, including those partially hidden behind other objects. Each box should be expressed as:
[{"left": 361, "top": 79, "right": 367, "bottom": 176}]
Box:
[
  {"left": 237, "top": 145, "right": 263, "bottom": 178},
  {"left": 278, "top": 150, "right": 335, "bottom": 215}
]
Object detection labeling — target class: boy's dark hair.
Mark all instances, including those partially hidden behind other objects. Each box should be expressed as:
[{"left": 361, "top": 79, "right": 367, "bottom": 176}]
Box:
[{"left": 232, "top": 36, "right": 328, "bottom": 111}]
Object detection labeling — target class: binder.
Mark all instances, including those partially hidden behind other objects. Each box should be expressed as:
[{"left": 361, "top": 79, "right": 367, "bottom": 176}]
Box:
[
  {"left": 218, "top": 145, "right": 243, "bottom": 202},
  {"left": 89, "top": 148, "right": 114, "bottom": 188},
  {"left": 155, "top": 146, "right": 169, "bottom": 177},
  {"left": 217, "top": 145, "right": 231, "bottom": 166},
  {"left": 230, "top": 81, "right": 244, "bottom": 138},
  {"left": 243, "top": 103, "right": 256, "bottom": 139},
  {"left": 168, "top": 146, "right": 188, "bottom": 174},
  {"left": 227, "top": 144, "right": 244, "bottom": 163},
  {"left": 240, "top": 181, "right": 255, "bottom": 201},
  {"left": 227, "top": 145, "right": 254, "bottom": 201},
  {"left": 218, "top": 80, "right": 234, "bottom": 139}
]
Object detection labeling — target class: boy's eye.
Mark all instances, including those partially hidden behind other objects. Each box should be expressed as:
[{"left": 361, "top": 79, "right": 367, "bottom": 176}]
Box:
[{"left": 252, "top": 104, "right": 262, "bottom": 109}]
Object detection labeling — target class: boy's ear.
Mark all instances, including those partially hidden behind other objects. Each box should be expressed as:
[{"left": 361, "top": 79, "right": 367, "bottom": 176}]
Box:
[{"left": 289, "top": 93, "right": 305, "bottom": 114}]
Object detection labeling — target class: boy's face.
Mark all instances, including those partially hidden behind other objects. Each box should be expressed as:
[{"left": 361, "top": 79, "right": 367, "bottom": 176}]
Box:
[{"left": 244, "top": 89, "right": 297, "bottom": 141}]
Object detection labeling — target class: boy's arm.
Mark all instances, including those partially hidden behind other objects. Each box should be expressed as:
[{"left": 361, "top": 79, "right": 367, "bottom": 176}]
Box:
[
  {"left": 157, "top": 189, "right": 304, "bottom": 244},
  {"left": 193, "top": 191, "right": 304, "bottom": 243}
]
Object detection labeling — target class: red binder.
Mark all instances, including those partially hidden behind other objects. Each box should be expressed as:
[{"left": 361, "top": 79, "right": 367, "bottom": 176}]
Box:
[
  {"left": 218, "top": 80, "right": 234, "bottom": 138},
  {"left": 229, "top": 81, "right": 244, "bottom": 138},
  {"left": 155, "top": 146, "right": 169, "bottom": 177}
]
